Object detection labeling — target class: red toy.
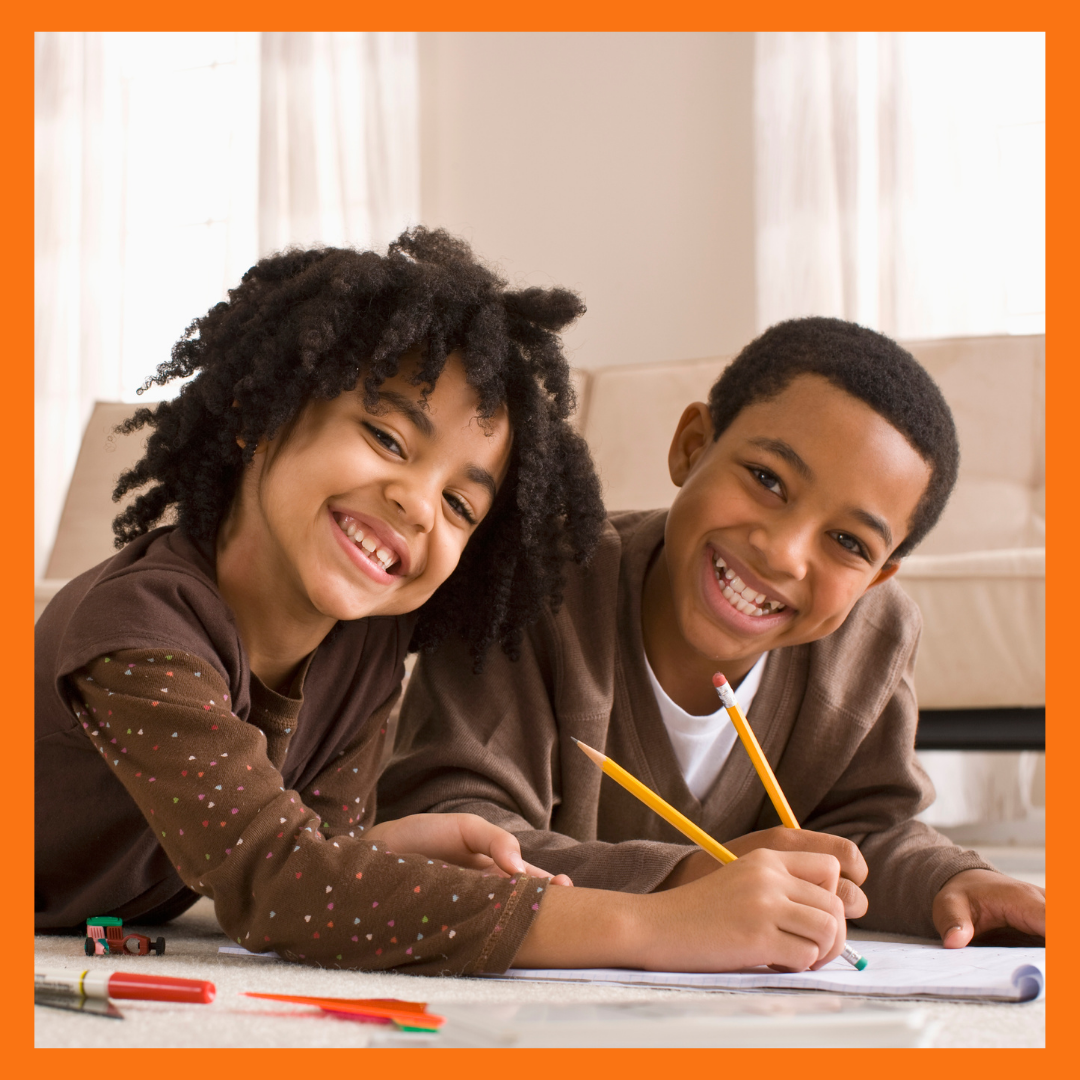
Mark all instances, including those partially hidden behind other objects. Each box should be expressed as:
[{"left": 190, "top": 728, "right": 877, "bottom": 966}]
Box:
[{"left": 84, "top": 916, "right": 165, "bottom": 957}]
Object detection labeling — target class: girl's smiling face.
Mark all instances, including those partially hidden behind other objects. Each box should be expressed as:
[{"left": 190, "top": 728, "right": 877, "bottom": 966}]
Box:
[
  {"left": 223, "top": 354, "right": 512, "bottom": 633},
  {"left": 644, "top": 374, "right": 931, "bottom": 711}
]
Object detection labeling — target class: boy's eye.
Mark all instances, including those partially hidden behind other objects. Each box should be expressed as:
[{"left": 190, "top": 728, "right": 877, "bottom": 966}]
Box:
[
  {"left": 833, "top": 532, "right": 869, "bottom": 560},
  {"left": 750, "top": 467, "right": 783, "bottom": 496},
  {"left": 444, "top": 492, "right": 477, "bottom": 526},
  {"left": 365, "top": 423, "right": 402, "bottom": 456}
]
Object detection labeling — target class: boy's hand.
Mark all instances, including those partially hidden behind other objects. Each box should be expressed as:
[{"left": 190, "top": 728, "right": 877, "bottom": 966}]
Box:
[
  {"left": 932, "top": 868, "right": 1045, "bottom": 948},
  {"left": 366, "top": 813, "right": 573, "bottom": 886},
  {"left": 660, "top": 828, "right": 868, "bottom": 918}
]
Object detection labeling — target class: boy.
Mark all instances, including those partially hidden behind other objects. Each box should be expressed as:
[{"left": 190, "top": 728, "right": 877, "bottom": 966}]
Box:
[{"left": 379, "top": 317, "right": 1046, "bottom": 946}]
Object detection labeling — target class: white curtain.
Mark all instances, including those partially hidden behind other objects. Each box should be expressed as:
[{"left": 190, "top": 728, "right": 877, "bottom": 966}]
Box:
[
  {"left": 34, "top": 31, "right": 419, "bottom": 579},
  {"left": 754, "top": 31, "right": 1045, "bottom": 338},
  {"left": 753, "top": 32, "right": 1045, "bottom": 839}
]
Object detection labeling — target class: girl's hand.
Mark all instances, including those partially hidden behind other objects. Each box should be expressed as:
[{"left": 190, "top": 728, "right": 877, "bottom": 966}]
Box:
[
  {"left": 366, "top": 814, "right": 574, "bottom": 886},
  {"left": 515, "top": 847, "right": 847, "bottom": 973}
]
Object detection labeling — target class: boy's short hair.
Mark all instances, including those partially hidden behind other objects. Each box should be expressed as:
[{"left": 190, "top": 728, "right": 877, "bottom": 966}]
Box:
[
  {"left": 112, "top": 227, "right": 605, "bottom": 664},
  {"left": 707, "top": 317, "right": 958, "bottom": 559}
]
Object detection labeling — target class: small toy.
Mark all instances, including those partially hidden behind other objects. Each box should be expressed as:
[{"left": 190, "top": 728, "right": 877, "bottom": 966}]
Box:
[{"left": 84, "top": 916, "right": 166, "bottom": 957}]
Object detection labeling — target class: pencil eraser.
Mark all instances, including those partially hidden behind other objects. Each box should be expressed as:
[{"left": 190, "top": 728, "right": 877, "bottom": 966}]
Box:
[
  {"left": 712, "top": 672, "right": 728, "bottom": 688},
  {"left": 855, "top": 957, "right": 868, "bottom": 971}
]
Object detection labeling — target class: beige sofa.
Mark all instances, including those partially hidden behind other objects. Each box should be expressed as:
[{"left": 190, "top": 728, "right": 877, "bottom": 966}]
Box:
[
  {"left": 571, "top": 334, "right": 1045, "bottom": 740},
  {"left": 36, "top": 335, "right": 1045, "bottom": 745}
]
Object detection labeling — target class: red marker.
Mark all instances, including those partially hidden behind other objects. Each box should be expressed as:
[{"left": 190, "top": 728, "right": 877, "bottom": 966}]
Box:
[{"left": 35, "top": 968, "right": 215, "bottom": 1004}]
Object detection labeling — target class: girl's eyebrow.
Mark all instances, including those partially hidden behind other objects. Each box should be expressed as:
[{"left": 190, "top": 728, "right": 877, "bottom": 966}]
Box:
[
  {"left": 373, "top": 389, "right": 498, "bottom": 503},
  {"left": 372, "top": 389, "right": 434, "bottom": 437},
  {"left": 466, "top": 464, "right": 498, "bottom": 503}
]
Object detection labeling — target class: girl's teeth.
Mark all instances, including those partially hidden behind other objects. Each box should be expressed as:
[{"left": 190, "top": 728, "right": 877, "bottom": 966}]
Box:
[
  {"left": 346, "top": 523, "right": 357, "bottom": 538},
  {"left": 360, "top": 536, "right": 377, "bottom": 553},
  {"left": 376, "top": 547, "right": 392, "bottom": 566}
]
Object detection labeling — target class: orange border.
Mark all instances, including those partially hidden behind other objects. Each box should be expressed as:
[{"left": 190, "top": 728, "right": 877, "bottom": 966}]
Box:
[{"left": 20, "top": 9, "right": 1062, "bottom": 1079}]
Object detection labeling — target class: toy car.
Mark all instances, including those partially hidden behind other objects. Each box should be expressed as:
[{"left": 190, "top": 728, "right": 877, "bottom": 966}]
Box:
[{"left": 84, "top": 916, "right": 165, "bottom": 957}]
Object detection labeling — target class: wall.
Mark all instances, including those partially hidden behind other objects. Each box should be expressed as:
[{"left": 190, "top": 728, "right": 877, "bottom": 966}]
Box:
[{"left": 418, "top": 32, "right": 756, "bottom": 371}]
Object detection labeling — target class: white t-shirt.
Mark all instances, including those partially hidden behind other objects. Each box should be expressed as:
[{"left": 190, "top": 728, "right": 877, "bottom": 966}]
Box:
[{"left": 644, "top": 652, "right": 769, "bottom": 801}]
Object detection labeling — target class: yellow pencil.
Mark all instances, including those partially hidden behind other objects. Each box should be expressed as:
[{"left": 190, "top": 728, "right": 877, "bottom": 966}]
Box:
[
  {"left": 711, "top": 671, "right": 866, "bottom": 970},
  {"left": 712, "top": 671, "right": 799, "bottom": 829},
  {"left": 572, "top": 733, "right": 867, "bottom": 970},
  {"left": 571, "top": 738, "right": 736, "bottom": 864}
]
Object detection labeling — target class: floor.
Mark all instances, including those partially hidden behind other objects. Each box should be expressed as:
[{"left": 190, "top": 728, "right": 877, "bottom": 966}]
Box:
[{"left": 34, "top": 845, "right": 1045, "bottom": 1049}]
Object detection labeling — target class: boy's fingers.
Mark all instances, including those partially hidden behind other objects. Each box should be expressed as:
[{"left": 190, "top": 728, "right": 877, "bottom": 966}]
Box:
[
  {"left": 773, "top": 849, "right": 842, "bottom": 894},
  {"left": 836, "top": 877, "right": 869, "bottom": 919},
  {"left": 934, "top": 893, "right": 975, "bottom": 948}
]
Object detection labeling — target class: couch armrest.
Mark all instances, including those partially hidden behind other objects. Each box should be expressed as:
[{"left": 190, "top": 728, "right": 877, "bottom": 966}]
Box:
[{"left": 897, "top": 548, "right": 1044, "bottom": 708}]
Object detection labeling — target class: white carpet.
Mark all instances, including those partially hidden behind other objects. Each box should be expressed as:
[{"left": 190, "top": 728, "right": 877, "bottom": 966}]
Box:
[{"left": 35, "top": 886, "right": 1044, "bottom": 1048}]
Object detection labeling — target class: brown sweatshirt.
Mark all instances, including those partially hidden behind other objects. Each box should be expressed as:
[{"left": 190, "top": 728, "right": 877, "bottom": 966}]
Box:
[
  {"left": 379, "top": 510, "right": 995, "bottom": 939},
  {"left": 35, "top": 527, "right": 544, "bottom": 975}
]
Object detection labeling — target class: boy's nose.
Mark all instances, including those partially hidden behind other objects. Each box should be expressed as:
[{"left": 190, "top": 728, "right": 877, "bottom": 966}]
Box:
[{"left": 748, "top": 519, "right": 811, "bottom": 580}]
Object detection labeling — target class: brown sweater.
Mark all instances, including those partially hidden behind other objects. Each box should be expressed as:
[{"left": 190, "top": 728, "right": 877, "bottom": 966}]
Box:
[
  {"left": 35, "top": 528, "right": 544, "bottom": 975},
  {"left": 379, "top": 510, "right": 995, "bottom": 939}
]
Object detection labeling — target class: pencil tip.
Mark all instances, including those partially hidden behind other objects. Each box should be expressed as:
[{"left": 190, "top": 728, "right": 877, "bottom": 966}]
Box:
[{"left": 570, "top": 736, "right": 579, "bottom": 745}]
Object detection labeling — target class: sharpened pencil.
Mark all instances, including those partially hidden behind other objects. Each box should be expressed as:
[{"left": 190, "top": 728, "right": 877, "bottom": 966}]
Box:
[
  {"left": 571, "top": 738, "right": 736, "bottom": 864},
  {"left": 712, "top": 671, "right": 866, "bottom": 971}
]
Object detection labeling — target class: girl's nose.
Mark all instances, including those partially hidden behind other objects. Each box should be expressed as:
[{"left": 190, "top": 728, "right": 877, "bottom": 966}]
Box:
[{"left": 386, "top": 476, "right": 437, "bottom": 533}]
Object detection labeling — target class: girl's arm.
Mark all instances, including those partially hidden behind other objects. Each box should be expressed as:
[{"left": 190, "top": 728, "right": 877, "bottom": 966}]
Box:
[{"left": 67, "top": 649, "right": 545, "bottom": 975}]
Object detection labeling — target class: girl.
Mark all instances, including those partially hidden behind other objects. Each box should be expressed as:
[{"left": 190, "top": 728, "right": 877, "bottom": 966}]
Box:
[{"left": 36, "top": 229, "right": 850, "bottom": 976}]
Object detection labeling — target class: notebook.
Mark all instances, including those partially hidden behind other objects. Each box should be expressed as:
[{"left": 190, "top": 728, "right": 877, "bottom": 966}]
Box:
[{"left": 480, "top": 939, "right": 1045, "bottom": 1002}]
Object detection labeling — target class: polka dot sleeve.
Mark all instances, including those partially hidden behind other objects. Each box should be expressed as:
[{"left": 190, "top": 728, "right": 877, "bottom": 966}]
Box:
[{"left": 65, "top": 648, "right": 547, "bottom": 975}]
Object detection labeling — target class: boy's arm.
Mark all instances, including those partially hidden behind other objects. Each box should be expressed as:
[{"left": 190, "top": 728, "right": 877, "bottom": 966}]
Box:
[
  {"left": 795, "top": 647, "right": 1001, "bottom": 938},
  {"left": 378, "top": 634, "right": 698, "bottom": 893}
]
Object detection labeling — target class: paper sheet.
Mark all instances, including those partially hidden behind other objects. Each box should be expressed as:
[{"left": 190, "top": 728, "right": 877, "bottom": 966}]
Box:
[{"left": 481, "top": 939, "right": 1045, "bottom": 1001}]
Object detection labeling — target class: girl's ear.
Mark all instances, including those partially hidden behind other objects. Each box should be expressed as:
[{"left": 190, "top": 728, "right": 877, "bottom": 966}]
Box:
[{"left": 668, "top": 403, "right": 714, "bottom": 487}]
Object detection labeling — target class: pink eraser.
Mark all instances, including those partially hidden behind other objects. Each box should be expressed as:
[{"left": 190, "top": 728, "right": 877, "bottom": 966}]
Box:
[{"left": 712, "top": 672, "right": 728, "bottom": 688}]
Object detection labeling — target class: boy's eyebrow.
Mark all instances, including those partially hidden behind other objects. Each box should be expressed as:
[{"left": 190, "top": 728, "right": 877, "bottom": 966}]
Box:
[
  {"left": 851, "top": 508, "right": 893, "bottom": 550},
  {"left": 749, "top": 436, "right": 893, "bottom": 549},
  {"left": 748, "top": 437, "right": 813, "bottom": 480},
  {"left": 373, "top": 390, "right": 435, "bottom": 437}
]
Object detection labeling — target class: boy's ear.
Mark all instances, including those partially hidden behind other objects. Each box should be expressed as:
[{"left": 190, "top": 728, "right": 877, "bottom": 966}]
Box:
[
  {"left": 866, "top": 559, "right": 902, "bottom": 590},
  {"left": 668, "top": 403, "right": 714, "bottom": 487}
]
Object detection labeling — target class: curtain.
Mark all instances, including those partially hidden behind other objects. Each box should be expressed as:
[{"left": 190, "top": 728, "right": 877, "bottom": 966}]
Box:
[
  {"left": 753, "top": 32, "right": 1045, "bottom": 838},
  {"left": 754, "top": 32, "right": 1045, "bottom": 338},
  {"left": 34, "top": 32, "right": 420, "bottom": 580}
]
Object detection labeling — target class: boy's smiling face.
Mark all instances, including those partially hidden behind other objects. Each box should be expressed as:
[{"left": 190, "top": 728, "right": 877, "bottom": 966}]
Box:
[{"left": 643, "top": 373, "right": 932, "bottom": 713}]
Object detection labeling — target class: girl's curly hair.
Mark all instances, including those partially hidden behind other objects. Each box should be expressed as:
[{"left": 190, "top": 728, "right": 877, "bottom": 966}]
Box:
[{"left": 112, "top": 227, "right": 606, "bottom": 666}]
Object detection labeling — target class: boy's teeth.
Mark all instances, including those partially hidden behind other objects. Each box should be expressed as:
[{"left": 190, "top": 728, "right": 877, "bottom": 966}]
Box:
[
  {"left": 712, "top": 553, "right": 786, "bottom": 616},
  {"left": 375, "top": 547, "right": 392, "bottom": 566},
  {"left": 360, "top": 536, "right": 377, "bottom": 553}
]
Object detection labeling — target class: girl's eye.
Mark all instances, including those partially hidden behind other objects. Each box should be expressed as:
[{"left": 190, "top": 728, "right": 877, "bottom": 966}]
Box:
[
  {"left": 833, "top": 532, "right": 869, "bottom": 560},
  {"left": 365, "top": 423, "right": 402, "bottom": 456},
  {"left": 444, "top": 492, "right": 477, "bottom": 525},
  {"left": 750, "top": 467, "right": 783, "bottom": 496}
]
